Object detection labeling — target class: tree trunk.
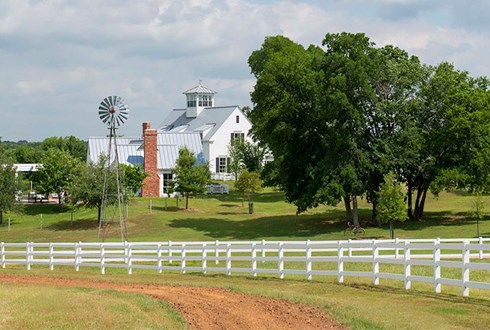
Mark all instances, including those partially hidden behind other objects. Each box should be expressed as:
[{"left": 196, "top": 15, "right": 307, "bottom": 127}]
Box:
[
  {"left": 371, "top": 199, "right": 378, "bottom": 227},
  {"left": 417, "top": 187, "right": 428, "bottom": 221},
  {"left": 0, "top": 210, "right": 3, "bottom": 225},
  {"left": 407, "top": 181, "right": 413, "bottom": 221},
  {"left": 344, "top": 195, "right": 352, "bottom": 223},
  {"left": 185, "top": 193, "right": 189, "bottom": 210},
  {"left": 414, "top": 183, "right": 423, "bottom": 221},
  {"left": 352, "top": 195, "right": 360, "bottom": 227},
  {"left": 389, "top": 221, "right": 394, "bottom": 239},
  {"left": 248, "top": 201, "right": 254, "bottom": 214},
  {"left": 97, "top": 207, "right": 101, "bottom": 225}
]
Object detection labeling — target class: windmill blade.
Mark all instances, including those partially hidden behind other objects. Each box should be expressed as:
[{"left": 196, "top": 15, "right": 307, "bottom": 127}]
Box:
[
  {"left": 101, "top": 98, "right": 111, "bottom": 109},
  {"left": 98, "top": 95, "right": 129, "bottom": 127}
]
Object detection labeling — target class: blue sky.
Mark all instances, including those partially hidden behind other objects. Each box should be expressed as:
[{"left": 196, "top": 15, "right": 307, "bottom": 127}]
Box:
[{"left": 1, "top": 0, "right": 489, "bottom": 141}]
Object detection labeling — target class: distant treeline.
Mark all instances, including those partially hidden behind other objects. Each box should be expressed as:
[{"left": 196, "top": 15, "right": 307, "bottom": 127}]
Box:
[{"left": 0, "top": 136, "right": 87, "bottom": 163}]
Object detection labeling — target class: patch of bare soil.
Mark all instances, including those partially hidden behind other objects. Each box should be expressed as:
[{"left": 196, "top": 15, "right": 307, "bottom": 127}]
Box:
[{"left": 0, "top": 273, "right": 345, "bottom": 330}]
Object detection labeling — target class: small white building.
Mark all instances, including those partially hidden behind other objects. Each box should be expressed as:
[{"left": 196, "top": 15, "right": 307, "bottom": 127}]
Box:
[{"left": 158, "top": 82, "right": 252, "bottom": 179}]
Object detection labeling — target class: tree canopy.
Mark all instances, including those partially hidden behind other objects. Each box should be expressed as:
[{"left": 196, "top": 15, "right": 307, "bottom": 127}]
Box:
[{"left": 248, "top": 33, "right": 490, "bottom": 224}]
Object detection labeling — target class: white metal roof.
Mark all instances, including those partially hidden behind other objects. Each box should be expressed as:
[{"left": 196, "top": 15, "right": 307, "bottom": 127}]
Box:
[
  {"left": 183, "top": 83, "right": 217, "bottom": 95},
  {"left": 158, "top": 105, "right": 244, "bottom": 141},
  {"left": 14, "top": 163, "right": 41, "bottom": 172},
  {"left": 87, "top": 132, "right": 204, "bottom": 171}
]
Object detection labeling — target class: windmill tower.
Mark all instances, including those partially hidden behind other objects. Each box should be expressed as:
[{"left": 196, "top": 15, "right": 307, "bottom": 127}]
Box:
[{"left": 97, "top": 96, "right": 129, "bottom": 242}]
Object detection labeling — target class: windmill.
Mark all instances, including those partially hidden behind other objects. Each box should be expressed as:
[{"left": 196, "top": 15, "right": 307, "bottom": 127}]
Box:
[{"left": 97, "top": 95, "right": 129, "bottom": 242}]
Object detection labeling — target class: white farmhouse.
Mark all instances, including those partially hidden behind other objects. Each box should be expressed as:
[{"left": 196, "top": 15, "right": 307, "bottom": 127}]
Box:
[
  {"left": 157, "top": 82, "right": 252, "bottom": 179},
  {"left": 87, "top": 82, "right": 252, "bottom": 197}
]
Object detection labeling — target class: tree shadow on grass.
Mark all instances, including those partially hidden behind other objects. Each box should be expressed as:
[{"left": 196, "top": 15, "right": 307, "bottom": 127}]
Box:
[
  {"left": 47, "top": 218, "right": 98, "bottom": 231},
  {"left": 348, "top": 283, "right": 490, "bottom": 306},
  {"left": 203, "top": 192, "right": 286, "bottom": 204},
  {"left": 168, "top": 214, "right": 346, "bottom": 240},
  {"left": 151, "top": 206, "right": 180, "bottom": 212},
  {"left": 22, "top": 204, "right": 70, "bottom": 216}
]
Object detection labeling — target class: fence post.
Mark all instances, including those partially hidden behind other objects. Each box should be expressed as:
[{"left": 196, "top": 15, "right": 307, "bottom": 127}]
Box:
[
  {"left": 278, "top": 242, "right": 284, "bottom": 279},
  {"left": 404, "top": 241, "right": 411, "bottom": 290},
  {"left": 395, "top": 237, "right": 400, "bottom": 259},
  {"left": 215, "top": 240, "right": 219, "bottom": 265},
  {"left": 373, "top": 240, "right": 379, "bottom": 285},
  {"left": 261, "top": 239, "right": 266, "bottom": 263},
  {"left": 49, "top": 243, "right": 54, "bottom": 271},
  {"left": 181, "top": 243, "right": 186, "bottom": 274},
  {"left": 337, "top": 241, "right": 344, "bottom": 283},
  {"left": 100, "top": 243, "right": 105, "bottom": 275},
  {"left": 157, "top": 243, "right": 162, "bottom": 273},
  {"left": 226, "top": 243, "right": 232, "bottom": 276},
  {"left": 26, "top": 242, "right": 31, "bottom": 270},
  {"left": 462, "top": 240, "right": 470, "bottom": 297},
  {"left": 168, "top": 240, "right": 173, "bottom": 264},
  {"left": 252, "top": 242, "right": 257, "bottom": 277},
  {"left": 306, "top": 240, "right": 312, "bottom": 280},
  {"left": 74, "top": 242, "right": 80, "bottom": 271},
  {"left": 202, "top": 243, "right": 207, "bottom": 274},
  {"left": 127, "top": 242, "right": 132, "bottom": 275},
  {"left": 434, "top": 238, "right": 441, "bottom": 293},
  {"left": 479, "top": 237, "right": 483, "bottom": 260},
  {"left": 1, "top": 242, "right": 5, "bottom": 269}
]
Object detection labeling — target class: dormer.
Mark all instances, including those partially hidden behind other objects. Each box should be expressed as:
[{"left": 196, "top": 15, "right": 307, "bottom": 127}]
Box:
[{"left": 183, "top": 81, "right": 217, "bottom": 118}]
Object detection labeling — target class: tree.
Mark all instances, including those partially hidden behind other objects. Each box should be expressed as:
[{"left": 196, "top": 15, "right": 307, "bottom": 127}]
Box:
[
  {"left": 470, "top": 192, "right": 485, "bottom": 238},
  {"left": 377, "top": 173, "right": 407, "bottom": 239},
  {"left": 407, "top": 63, "right": 490, "bottom": 221},
  {"left": 120, "top": 164, "right": 147, "bottom": 196},
  {"left": 172, "top": 147, "right": 210, "bottom": 209},
  {"left": 248, "top": 35, "right": 331, "bottom": 213},
  {"left": 0, "top": 156, "right": 23, "bottom": 224},
  {"left": 36, "top": 148, "right": 82, "bottom": 206},
  {"left": 235, "top": 170, "right": 262, "bottom": 214},
  {"left": 227, "top": 140, "right": 244, "bottom": 182},
  {"left": 71, "top": 157, "right": 108, "bottom": 223},
  {"left": 237, "top": 140, "right": 267, "bottom": 173},
  {"left": 41, "top": 136, "right": 87, "bottom": 161}
]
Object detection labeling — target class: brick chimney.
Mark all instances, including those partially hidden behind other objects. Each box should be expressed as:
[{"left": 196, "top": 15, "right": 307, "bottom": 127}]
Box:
[{"left": 141, "top": 122, "right": 160, "bottom": 197}]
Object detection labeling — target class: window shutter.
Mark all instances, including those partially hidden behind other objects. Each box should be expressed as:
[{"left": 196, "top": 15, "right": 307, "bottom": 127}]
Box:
[{"left": 216, "top": 158, "right": 219, "bottom": 173}]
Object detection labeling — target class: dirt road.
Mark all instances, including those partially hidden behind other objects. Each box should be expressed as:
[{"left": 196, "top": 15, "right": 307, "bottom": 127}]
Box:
[{"left": 0, "top": 273, "right": 345, "bottom": 329}]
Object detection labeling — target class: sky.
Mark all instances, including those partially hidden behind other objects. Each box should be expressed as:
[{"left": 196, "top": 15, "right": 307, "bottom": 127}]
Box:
[{"left": 1, "top": 0, "right": 490, "bottom": 142}]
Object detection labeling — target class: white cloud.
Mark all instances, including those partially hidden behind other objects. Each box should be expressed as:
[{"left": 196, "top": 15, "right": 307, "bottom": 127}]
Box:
[{"left": 0, "top": 0, "right": 488, "bottom": 141}]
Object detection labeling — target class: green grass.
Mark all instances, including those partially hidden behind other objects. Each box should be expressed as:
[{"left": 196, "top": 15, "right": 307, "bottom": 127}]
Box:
[
  {"left": 2, "top": 188, "right": 490, "bottom": 328},
  {"left": 0, "top": 281, "right": 187, "bottom": 329},
  {"left": 1, "top": 189, "right": 489, "bottom": 242}
]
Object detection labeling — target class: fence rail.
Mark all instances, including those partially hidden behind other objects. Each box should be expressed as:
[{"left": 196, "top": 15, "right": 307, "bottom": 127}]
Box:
[{"left": 2, "top": 238, "right": 490, "bottom": 297}]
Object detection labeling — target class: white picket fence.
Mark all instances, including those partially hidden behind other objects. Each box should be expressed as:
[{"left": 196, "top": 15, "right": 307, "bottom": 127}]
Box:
[{"left": 2, "top": 238, "right": 490, "bottom": 297}]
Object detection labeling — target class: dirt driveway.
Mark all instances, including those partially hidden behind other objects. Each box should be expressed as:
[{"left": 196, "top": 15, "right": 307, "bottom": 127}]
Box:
[{"left": 0, "top": 273, "right": 345, "bottom": 329}]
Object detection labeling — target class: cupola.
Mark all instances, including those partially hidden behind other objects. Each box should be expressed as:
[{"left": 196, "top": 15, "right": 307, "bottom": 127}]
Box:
[{"left": 183, "top": 81, "right": 217, "bottom": 118}]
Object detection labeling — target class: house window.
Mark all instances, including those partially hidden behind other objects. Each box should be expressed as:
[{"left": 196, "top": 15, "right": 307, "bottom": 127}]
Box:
[
  {"left": 162, "top": 173, "right": 173, "bottom": 194},
  {"left": 230, "top": 132, "right": 244, "bottom": 145},
  {"left": 199, "top": 95, "right": 212, "bottom": 107},
  {"left": 215, "top": 157, "right": 230, "bottom": 173},
  {"left": 236, "top": 115, "right": 239, "bottom": 123},
  {"left": 187, "top": 95, "right": 196, "bottom": 107}
]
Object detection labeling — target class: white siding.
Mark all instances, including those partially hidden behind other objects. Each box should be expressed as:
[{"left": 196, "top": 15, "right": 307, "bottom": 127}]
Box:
[{"left": 207, "top": 108, "right": 252, "bottom": 174}]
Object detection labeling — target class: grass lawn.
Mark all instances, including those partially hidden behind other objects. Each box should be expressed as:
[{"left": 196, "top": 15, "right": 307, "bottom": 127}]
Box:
[
  {"left": 1, "top": 188, "right": 490, "bottom": 329},
  {"left": 1, "top": 188, "right": 489, "bottom": 243}
]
